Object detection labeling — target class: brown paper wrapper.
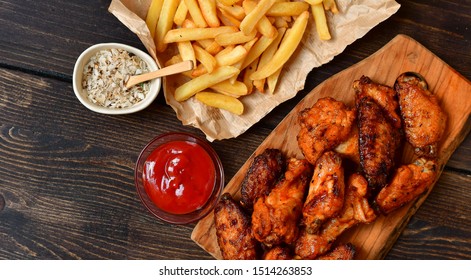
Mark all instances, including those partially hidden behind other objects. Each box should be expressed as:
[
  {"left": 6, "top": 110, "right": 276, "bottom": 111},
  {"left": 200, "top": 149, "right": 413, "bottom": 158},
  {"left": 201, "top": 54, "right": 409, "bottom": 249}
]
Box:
[{"left": 109, "top": 0, "right": 400, "bottom": 141}]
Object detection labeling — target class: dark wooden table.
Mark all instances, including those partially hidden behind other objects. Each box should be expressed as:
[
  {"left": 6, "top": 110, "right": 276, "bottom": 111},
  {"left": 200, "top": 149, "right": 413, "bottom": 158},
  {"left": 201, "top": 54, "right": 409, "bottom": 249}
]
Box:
[{"left": 0, "top": 0, "right": 470, "bottom": 260}]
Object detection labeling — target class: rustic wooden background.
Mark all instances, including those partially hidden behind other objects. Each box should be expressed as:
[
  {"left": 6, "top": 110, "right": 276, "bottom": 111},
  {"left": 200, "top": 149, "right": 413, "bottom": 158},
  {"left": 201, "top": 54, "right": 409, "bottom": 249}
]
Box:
[{"left": 0, "top": 0, "right": 470, "bottom": 259}]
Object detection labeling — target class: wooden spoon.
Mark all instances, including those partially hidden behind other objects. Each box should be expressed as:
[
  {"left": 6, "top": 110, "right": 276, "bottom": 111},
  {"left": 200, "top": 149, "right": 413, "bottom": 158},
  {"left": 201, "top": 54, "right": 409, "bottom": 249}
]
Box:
[{"left": 125, "top": 60, "right": 194, "bottom": 88}]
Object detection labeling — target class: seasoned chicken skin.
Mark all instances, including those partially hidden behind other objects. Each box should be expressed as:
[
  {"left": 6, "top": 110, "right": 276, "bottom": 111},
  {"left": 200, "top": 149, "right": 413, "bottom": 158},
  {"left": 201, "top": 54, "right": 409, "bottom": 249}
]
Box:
[
  {"left": 375, "top": 158, "right": 437, "bottom": 214},
  {"left": 240, "top": 149, "right": 285, "bottom": 210},
  {"left": 303, "top": 151, "right": 345, "bottom": 234},
  {"left": 252, "top": 158, "right": 312, "bottom": 246},
  {"left": 294, "top": 173, "right": 376, "bottom": 259},
  {"left": 316, "top": 243, "right": 356, "bottom": 260},
  {"left": 297, "top": 97, "right": 356, "bottom": 165},
  {"left": 354, "top": 76, "right": 402, "bottom": 128},
  {"left": 354, "top": 77, "right": 402, "bottom": 197},
  {"left": 263, "top": 246, "right": 292, "bottom": 260},
  {"left": 214, "top": 193, "right": 259, "bottom": 260},
  {"left": 395, "top": 72, "right": 447, "bottom": 158}
]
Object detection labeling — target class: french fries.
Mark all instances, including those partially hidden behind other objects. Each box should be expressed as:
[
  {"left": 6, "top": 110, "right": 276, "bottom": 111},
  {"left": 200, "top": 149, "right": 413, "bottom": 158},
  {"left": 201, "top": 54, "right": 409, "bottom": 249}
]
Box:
[
  {"left": 196, "top": 92, "right": 244, "bottom": 115},
  {"left": 174, "top": 66, "right": 239, "bottom": 101},
  {"left": 149, "top": 0, "right": 339, "bottom": 114},
  {"left": 250, "top": 11, "right": 309, "bottom": 80}
]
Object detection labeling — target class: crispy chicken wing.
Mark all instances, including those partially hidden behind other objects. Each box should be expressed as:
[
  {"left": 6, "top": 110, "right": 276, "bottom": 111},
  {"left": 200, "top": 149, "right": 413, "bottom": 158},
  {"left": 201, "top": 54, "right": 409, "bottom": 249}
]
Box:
[
  {"left": 294, "top": 173, "right": 376, "bottom": 259},
  {"left": 240, "top": 149, "right": 285, "bottom": 210},
  {"left": 395, "top": 72, "right": 447, "bottom": 158},
  {"left": 316, "top": 243, "right": 356, "bottom": 260},
  {"left": 354, "top": 77, "right": 402, "bottom": 197},
  {"left": 302, "top": 151, "right": 345, "bottom": 234},
  {"left": 354, "top": 76, "right": 402, "bottom": 128},
  {"left": 252, "top": 158, "right": 312, "bottom": 246},
  {"left": 297, "top": 97, "right": 356, "bottom": 165},
  {"left": 375, "top": 158, "right": 437, "bottom": 214},
  {"left": 214, "top": 193, "right": 259, "bottom": 260}
]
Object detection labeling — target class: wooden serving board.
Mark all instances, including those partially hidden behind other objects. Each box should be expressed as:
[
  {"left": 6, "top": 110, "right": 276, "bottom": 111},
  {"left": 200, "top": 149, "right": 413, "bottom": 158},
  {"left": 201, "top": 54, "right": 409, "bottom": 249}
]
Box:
[{"left": 191, "top": 34, "right": 471, "bottom": 259}]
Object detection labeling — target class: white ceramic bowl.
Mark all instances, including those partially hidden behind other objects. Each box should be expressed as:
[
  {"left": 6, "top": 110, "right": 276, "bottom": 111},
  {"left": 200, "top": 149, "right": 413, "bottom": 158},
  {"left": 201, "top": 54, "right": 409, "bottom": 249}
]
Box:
[{"left": 72, "top": 43, "right": 161, "bottom": 114}]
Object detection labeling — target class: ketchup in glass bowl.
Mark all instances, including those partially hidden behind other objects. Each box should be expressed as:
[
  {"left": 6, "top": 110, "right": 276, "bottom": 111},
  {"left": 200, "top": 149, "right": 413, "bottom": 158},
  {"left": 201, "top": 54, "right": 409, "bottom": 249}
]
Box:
[{"left": 135, "top": 132, "right": 224, "bottom": 224}]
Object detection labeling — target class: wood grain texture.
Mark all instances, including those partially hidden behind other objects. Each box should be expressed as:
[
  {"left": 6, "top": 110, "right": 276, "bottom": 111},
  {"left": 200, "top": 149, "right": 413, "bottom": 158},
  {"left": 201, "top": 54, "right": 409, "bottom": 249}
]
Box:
[
  {"left": 191, "top": 35, "right": 471, "bottom": 259},
  {"left": 0, "top": 0, "right": 470, "bottom": 259}
]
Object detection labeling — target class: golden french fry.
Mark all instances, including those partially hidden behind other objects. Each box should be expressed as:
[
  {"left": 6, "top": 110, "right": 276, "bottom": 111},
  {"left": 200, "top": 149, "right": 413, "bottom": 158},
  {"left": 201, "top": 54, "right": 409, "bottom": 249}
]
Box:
[
  {"left": 198, "top": 0, "right": 220, "bottom": 27},
  {"left": 164, "top": 26, "right": 238, "bottom": 43},
  {"left": 205, "top": 41, "right": 224, "bottom": 55},
  {"left": 177, "top": 41, "right": 196, "bottom": 66},
  {"left": 193, "top": 44, "right": 217, "bottom": 73},
  {"left": 174, "top": 66, "right": 240, "bottom": 101},
  {"left": 228, "top": 37, "right": 258, "bottom": 84},
  {"left": 215, "top": 30, "right": 257, "bottom": 46},
  {"left": 215, "top": 45, "right": 248, "bottom": 66},
  {"left": 216, "top": 0, "right": 239, "bottom": 6},
  {"left": 181, "top": 18, "right": 197, "bottom": 28},
  {"left": 254, "top": 27, "right": 286, "bottom": 93},
  {"left": 216, "top": 3, "right": 245, "bottom": 20},
  {"left": 184, "top": 0, "right": 208, "bottom": 27},
  {"left": 274, "top": 16, "right": 289, "bottom": 28},
  {"left": 195, "top": 92, "right": 244, "bottom": 115},
  {"left": 191, "top": 63, "right": 208, "bottom": 77},
  {"left": 303, "top": 0, "right": 323, "bottom": 5},
  {"left": 173, "top": 0, "right": 188, "bottom": 26},
  {"left": 243, "top": 0, "right": 277, "bottom": 38},
  {"left": 323, "top": 0, "right": 339, "bottom": 13},
  {"left": 267, "top": 66, "right": 282, "bottom": 94},
  {"left": 240, "top": 0, "right": 277, "bottom": 35},
  {"left": 250, "top": 10, "right": 309, "bottom": 80},
  {"left": 216, "top": 9, "right": 241, "bottom": 27},
  {"left": 155, "top": 0, "right": 180, "bottom": 52},
  {"left": 311, "top": 3, "right": 331, "bottom": 40},
  {"left": 266, "top": 2, "right": 310, "bottom": 17},
  {"left": 243, "top": 57, "right": 259, "bottom": 94},
  {"left": 165, "top": 54, "right": 183, "bottom": 66},
  {"left": 145, "top": 0, "right": 164, "bottom": 38},
  {"left": 210, "top": 80, "right": 248, "bottom": 97},
  {"left": 241, "top": 33, "right": 277, "bottom": 70}
]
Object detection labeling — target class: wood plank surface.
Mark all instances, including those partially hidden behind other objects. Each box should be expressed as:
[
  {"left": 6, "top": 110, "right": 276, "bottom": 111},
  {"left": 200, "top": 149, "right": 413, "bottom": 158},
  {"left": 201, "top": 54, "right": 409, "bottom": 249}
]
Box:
[
  {"left": 191, "top": 35, "right": 471, "bottom": 259},
  {"left": 0, "top": 0, "right": 470, "bottom": 260}
]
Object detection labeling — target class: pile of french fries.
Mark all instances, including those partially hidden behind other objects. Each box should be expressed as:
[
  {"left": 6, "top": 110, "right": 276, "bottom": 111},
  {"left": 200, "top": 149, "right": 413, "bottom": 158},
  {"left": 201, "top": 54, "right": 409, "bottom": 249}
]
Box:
[{"left": 145, "top": 0, "right": 338, "bottom": 115}]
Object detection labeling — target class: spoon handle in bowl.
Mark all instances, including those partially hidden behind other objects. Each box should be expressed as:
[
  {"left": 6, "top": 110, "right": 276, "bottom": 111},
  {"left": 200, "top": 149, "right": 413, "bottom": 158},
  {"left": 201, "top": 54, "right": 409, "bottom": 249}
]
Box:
[{"left": 125, "top": 60, "right": 194, "bottom": 88}]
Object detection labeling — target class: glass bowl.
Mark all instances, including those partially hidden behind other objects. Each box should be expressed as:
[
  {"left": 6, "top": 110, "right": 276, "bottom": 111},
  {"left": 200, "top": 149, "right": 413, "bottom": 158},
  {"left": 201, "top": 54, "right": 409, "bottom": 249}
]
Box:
[
  {"left": 135, "top": 132, "right": 224, "bottom": 224},
  {"left": 72, "top": 43, "right": 161, "bottom": 115}
]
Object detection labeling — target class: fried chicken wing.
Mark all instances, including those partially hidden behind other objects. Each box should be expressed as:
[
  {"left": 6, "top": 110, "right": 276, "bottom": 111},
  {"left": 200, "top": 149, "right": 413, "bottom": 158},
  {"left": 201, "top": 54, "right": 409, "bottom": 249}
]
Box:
[
  {"left": 354, "top": 77, "right": 402, "bottom": 197},
  {"left": 395, "top": 72, "right": 447, "bottom": 158},
  {"left": 240, "top": 149, "right": 285, "bottom": 210},
  {"left": 375, "top": 158, "right": 437, "bottom": 214},
  {"left": 354, "top": 76, "right": 402, "bottom": 128},
  {"left": 302, "top": 151, "right": 345, "bottom": 234},
  {"left": 252, "top": 158, "right": 312, "bottom": 246},
  {"left": 297, "top": 97, "right": 356, "bottom": 165},
  {"left": 214, "top": 193, "right": 259, "bottom": 260},
  {"left": 316, "top": 243, "right": 356, "bottom": 260},
  {"left": 263, "top": 246, "right": 292, "bottom": 260},
  {"left": 294, "top": 173, "right": 376, "bottom": 259}
]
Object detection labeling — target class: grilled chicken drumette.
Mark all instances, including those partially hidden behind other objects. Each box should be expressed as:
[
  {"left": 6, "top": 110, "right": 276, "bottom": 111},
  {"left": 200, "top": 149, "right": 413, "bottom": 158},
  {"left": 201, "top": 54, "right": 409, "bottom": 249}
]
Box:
[{"left": 302, "top": 151, "right": 345, "bottom": 234}]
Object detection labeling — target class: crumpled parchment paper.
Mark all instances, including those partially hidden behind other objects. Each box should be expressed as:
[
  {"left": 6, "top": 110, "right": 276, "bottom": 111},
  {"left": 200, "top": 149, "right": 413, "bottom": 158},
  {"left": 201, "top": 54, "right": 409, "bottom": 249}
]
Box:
[{"left": 109, "top": 0, "right": 400, "bottom": 141}]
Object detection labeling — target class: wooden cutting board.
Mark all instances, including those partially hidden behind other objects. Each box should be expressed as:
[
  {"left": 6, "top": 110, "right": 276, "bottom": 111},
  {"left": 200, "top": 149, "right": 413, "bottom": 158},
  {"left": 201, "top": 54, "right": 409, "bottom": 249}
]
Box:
[{"left": 191, "top": 34, "right": 471, "bottom": 260}]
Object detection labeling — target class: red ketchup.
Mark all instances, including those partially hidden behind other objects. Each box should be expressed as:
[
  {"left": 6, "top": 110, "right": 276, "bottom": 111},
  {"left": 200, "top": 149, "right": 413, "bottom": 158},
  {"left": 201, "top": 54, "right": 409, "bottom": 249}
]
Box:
[{"left": 142, "top": 140, "right": 215, "bottom": 214}]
